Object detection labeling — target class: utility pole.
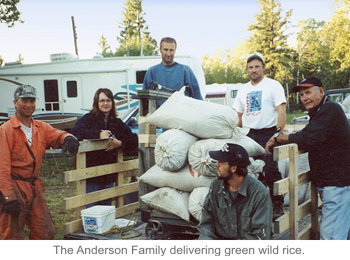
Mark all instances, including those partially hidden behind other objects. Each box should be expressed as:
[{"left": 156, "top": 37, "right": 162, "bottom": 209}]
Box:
[{"left": 71, "top": 16, "right": 79, "bottom": 58}]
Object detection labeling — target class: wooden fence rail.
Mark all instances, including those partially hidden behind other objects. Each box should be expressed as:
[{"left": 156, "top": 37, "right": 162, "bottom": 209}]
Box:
[
  {"left": 62, "top": 139, "right": 139, "bottom": 235},
  {"left": 273, "top": 143, "right": 321, "bottom": 240}
]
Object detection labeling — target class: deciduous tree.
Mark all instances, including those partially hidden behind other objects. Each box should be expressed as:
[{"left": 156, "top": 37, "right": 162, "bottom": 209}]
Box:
[{"left": 0, "top": 0, "right": 22, "bottom": 27}]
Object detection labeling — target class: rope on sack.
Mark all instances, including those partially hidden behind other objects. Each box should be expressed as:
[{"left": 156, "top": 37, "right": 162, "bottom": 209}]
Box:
[{"left": 102, "top": 210, "right": 142, "bottom": 239}]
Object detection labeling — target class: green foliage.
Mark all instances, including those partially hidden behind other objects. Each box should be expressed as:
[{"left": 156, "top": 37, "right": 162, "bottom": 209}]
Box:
[
  {"left": 201, "top": 49, "right": 248, "bottom": 84},
  {"left": 246, "top": 0, "right": 293, "bottom": 84},
  {"left": 202, "top": 0, "right": 350, "bottom": 109},
  {"left": 98, "top": 0, "right": 158, "bottom": 57},
  {"left": 320, "top": 0, "right": 350, "bottom": 88},
  {"left": 0, "top": 0, "right": 23, "bottom": 27}
]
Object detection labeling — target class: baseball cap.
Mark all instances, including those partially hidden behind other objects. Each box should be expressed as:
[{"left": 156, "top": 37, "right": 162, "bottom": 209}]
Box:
[
  {"left": 292, "top": 77, "right": 323, "bottom": 92},
  {"left": 247, "top": 52, "right": 265, "bottom": 64},
  {"left": 209, "top": 143, "right": 251, "bottom": 167},
  {"left": 14, "top": 85, "right": 37, "bottom": 99}
]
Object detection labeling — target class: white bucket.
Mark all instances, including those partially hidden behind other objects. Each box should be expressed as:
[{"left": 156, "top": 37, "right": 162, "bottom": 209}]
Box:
[{"left": 81, "top": 206, "right": 116, "bottom": 234}]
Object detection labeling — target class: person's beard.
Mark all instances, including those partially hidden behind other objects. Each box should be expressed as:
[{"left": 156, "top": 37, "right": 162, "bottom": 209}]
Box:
[{"left": 217, "top": 168, "right": 233, "bottom": 181}]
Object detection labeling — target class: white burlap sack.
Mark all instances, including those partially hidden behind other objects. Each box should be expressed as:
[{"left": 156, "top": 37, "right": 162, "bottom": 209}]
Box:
[
  {"left": 139, "top": 164, "right": 215, "bottom": 192},
  {"left": 188, "top": 136, "right": 265, "bottom": 177},
  {"left": 140, "top": 187, "right": 190, "bottom": 221},
  {"left": 278, "top": 153, "right": 311, "bottom": 205},
  {"left": 155, "top": 129, "right": 198, "bottom": 171},
  {"left": 248, "top": 158, "right": 265, "bottom": 179},
  {"left": 188, "top": 187, "right": 209, "bottom": 222},
  {"left": 188, "top": 139, "right": 223, "bottom": 177},
  {"left": 146, "top": 91, "right": 238, "bottom": 139}
]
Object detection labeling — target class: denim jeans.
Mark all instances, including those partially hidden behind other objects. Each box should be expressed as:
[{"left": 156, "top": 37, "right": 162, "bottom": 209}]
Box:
[{"left": 317, "top": 185, "right": 350, "bottom": 240}]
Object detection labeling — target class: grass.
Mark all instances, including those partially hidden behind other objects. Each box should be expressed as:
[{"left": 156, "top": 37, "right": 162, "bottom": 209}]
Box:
[{"left": 40, "top": 156, "right": 76, "bottom": 240}]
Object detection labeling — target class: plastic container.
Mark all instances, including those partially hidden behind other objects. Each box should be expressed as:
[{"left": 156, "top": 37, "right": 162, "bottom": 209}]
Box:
[{"left": 81, "top": 205, "right": 116, "bottom": 234}]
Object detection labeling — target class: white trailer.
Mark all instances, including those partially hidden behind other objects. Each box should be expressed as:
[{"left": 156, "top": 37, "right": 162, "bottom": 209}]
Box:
[
  {"left": 204, "top": 83, "right": 243, "bottom": 107},
  {"left": 0, "top": 53, "right": 206, "bottom": 130}
]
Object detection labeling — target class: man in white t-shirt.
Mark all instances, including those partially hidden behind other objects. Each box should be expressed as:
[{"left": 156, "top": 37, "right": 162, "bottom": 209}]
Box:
[{"left": 232, "top": 52, "right": 286, "bottom": 220}]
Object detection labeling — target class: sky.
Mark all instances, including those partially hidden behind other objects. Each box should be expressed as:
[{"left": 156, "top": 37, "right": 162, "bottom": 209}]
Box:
[{"left": 0, "top": 0, "right": 337, "bottom": 64}]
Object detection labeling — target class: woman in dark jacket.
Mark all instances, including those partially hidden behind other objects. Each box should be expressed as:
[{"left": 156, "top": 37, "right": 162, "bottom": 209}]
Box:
[{"left": 71, "top": 88, "right": 138, "bottom": 206}]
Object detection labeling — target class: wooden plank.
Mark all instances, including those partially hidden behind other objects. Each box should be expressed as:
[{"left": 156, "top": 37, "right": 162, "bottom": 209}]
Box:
[
  {"left": 274, "top": 199, "right": 311, "bottom": 234},
  {"left": 273, "top": 171, "right": 310, "bottom": 196},
  {"left": 298, "top": 223, "right": 312, "bottom": 240},
  {"left": 299, "top": 215, "right": 322, "bottom": 240},
  {"left": 64, "top": 219, "right": 82, "bottom": 235},
  {"left": 63, "top": 159, "right": 138, "bottom": 182},
  {"left": 138, "top": 134, "right": 157, "bottom": 145},
  {"left": 78, "top": 139, "right": 109, "bottom": 153},
  {"left": 75, "top": 152, "right": 86, "bottom": 221},
  {"left": 288, "top": 144, "right": 299, "bottom": 240},
  {"left": 310, "top": 182, "right": 320, "bottom": 239},
  {"left": 115, "top": 202, "right": 139, "bottom": 218},
  {"left": 136, "top": 89, "right": 172, "bottom": 99},
  {"left": 116, "top": 152, "right": 125, "bottom": 208},
  {"left": 273, "top": 178, "right": 289, "bottom": 196},
  {"left": 273, "top": 144, "right": 306, "bottom": 161},
  {"left": 63, "top": 182, "right": 139, "bottom": 210},
  {"left": 298, "top": 171, "right": 311, "bottom": 186},
  {"left": 138, "top": 97, "right": 156, "bottom": 211},
  {"left": 273, "top": 144, "right": 292, "bottom": 161}
]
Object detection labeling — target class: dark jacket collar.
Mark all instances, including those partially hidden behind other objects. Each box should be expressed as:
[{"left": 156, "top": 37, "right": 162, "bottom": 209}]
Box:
[{"left": 308, "top": 95, "right": 328, "bottom": 119}]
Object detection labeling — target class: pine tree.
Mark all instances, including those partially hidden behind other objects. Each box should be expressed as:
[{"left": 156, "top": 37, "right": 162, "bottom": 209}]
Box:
[
  {"left": 246, "top": 0, "right": 292, "bottom": 83},
  {"left": 98, "top": 35, "right": 114, "bottom": 57},
  {"left": 115, "top": 0, "right": 157, "bottom": 56}
]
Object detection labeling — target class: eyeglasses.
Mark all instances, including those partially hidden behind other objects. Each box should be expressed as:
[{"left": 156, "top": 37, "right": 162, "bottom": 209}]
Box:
[{"left": 98, "top": 99, "right": 112, "bottom": 104}]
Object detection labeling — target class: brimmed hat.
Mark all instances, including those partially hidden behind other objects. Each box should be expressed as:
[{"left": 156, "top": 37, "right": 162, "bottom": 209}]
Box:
[
  {"left": 14, "top": 85, "right": 37, "bottom": 99},
  {"left": 247, "top": 52, "right": 265, "bottom": 64},
  {"left": 209, "top": 143, "right": 250, "bottom": 167},
  {"left": 292, "top": 77, "right": 323, "bottom": 92}
]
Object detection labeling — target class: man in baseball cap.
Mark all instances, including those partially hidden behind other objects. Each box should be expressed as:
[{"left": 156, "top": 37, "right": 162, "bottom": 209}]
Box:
[
  {"left": 14, "top": 84, "right": 38, "bottom": 99},
  {"left": 266, "top": 76, "right": 350, "bottom": 240},
  {"left": 247, "top": 51, "right": 265, "bottom": 64},
  {"left": 291, "top": 76, "right": 323, "bottom": 92},
  {"left": 232, "top": 51, "right": 286, "bottom": 220},
  {"left": 198, "top": 143, "right": 272, "bottom": 240},
  {"left": 0, "top": 84, "right": 80, "bottom": 240}
]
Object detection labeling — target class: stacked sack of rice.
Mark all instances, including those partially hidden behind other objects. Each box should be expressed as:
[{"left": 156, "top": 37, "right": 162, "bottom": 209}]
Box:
[{"left": 139, "top": 89, "right": 266, "bottom": 222}]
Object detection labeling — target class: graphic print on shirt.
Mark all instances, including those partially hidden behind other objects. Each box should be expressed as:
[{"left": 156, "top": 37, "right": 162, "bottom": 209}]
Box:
[{"left": 245, "top": 90, "right": 262, "bottom": 116}]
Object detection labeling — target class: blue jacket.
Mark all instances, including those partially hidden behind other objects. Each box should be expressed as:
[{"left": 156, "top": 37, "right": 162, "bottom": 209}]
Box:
[{"left": 143, "top": 62, "right": 203, "bottom": 106}]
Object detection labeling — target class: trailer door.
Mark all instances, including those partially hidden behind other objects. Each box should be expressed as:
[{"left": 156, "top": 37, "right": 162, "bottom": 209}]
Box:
[{"left": 61, "top": 77, "right": 83, "bottom": 115}]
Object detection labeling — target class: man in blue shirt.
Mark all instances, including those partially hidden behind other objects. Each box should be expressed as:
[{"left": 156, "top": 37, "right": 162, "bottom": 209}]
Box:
[{"left": 143, "top": 37, "right": 203, "bottom": 106}]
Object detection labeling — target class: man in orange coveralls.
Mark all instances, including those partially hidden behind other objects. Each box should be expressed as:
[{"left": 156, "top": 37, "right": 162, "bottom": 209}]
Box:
[{"left": 0, "top": 85, "right": 80, "bottom": 240}]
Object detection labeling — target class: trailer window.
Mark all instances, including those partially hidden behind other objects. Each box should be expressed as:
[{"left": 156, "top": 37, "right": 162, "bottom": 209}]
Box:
[
  {"left": 44, "top": 80, "right": 60, "bottom": 111},
  {"left": 67, "top": 81, "right": 77, "bottom": 98},
  {"left": 231, "top": 90, "right": 238, "bottom": 98},
  {"left": 136, "top": 70, "right": 147, "bottom": 84}
]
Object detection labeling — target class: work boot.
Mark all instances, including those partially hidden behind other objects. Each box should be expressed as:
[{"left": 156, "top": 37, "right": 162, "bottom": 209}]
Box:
[{"left": 273, "top": 201, "right": 284, "bottom": 221}]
